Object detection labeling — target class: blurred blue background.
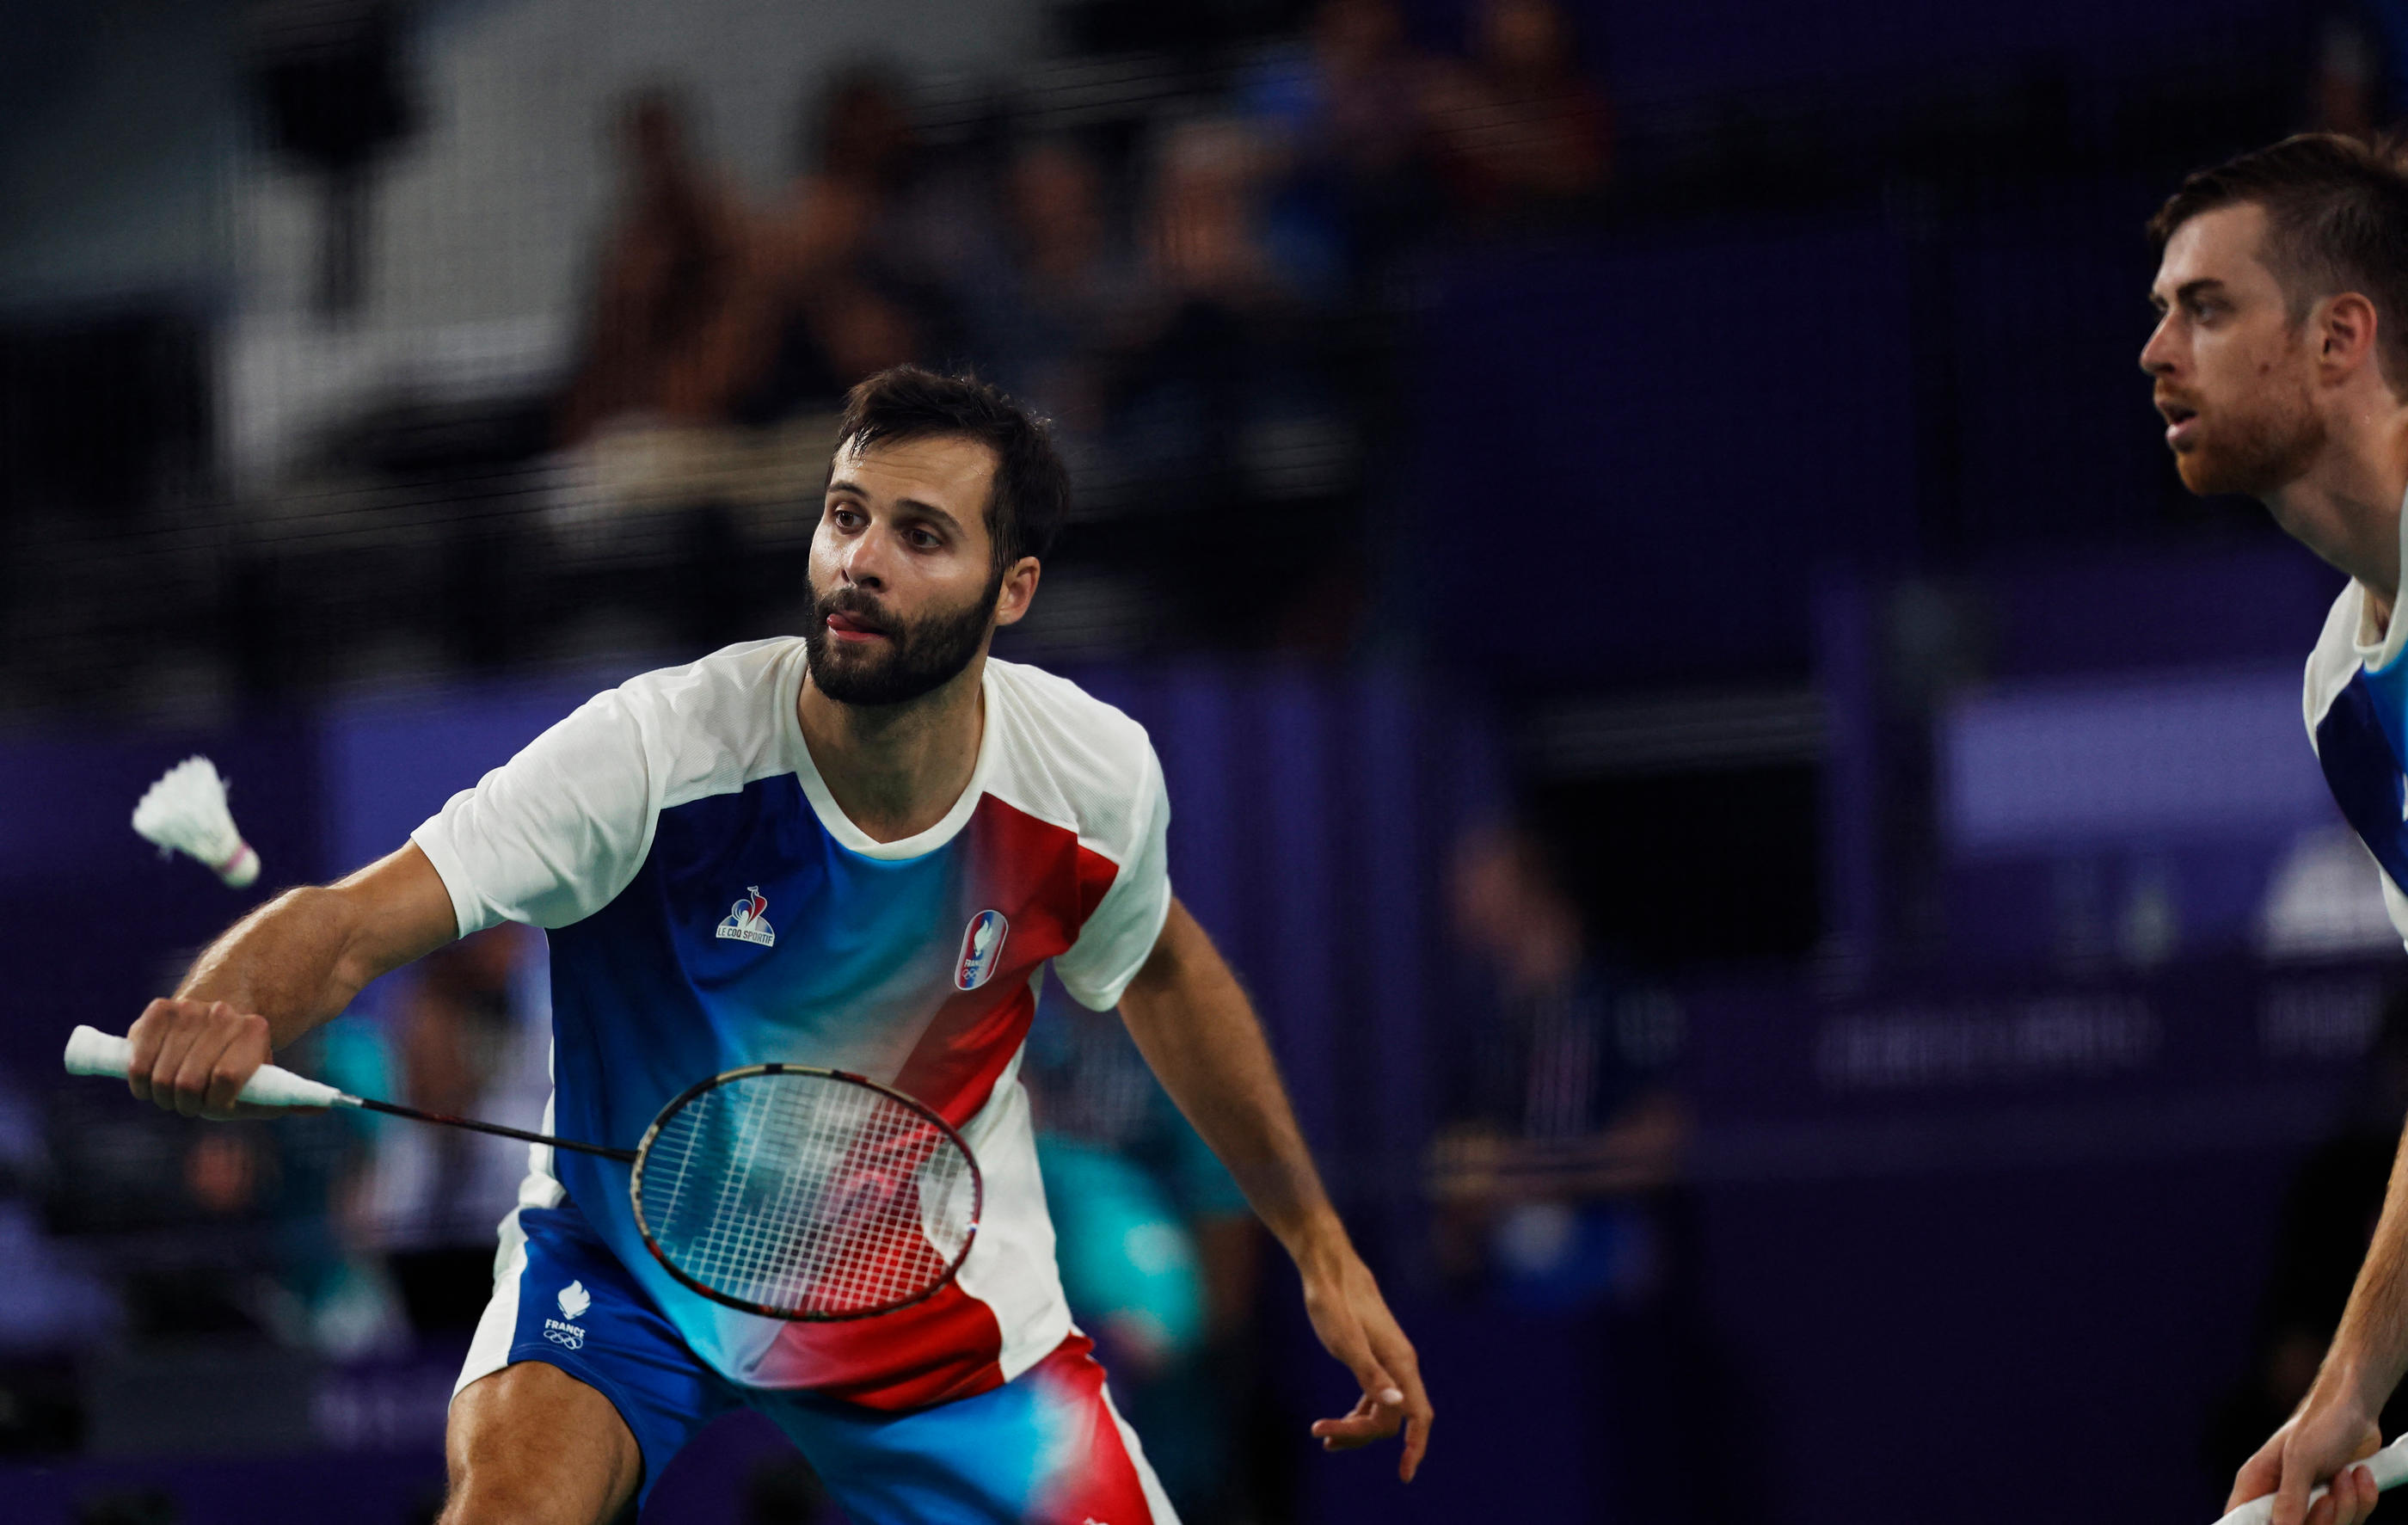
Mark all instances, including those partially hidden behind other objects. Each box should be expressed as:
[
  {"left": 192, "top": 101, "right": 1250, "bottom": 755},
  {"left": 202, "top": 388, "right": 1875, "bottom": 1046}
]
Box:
[{"left": 0, "top": 0, "right": 2400, "bottom": 1521}]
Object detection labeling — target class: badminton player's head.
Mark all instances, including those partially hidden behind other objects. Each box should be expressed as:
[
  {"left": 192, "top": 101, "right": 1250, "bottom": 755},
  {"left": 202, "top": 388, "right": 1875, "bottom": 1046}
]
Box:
[
  {"left": 2143, "top": 134, "right": 2408, "bottom": 521},
  {"left": 806, "top": 366, "right": 1068, "bottom": 707}
]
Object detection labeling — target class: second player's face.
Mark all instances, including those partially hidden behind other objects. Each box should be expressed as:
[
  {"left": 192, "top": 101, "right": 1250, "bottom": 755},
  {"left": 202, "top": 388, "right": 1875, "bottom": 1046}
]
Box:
[
  {"left": 805, "top": 434, "right": 1006, "bottom": 707},
  {"left": 2141, "top": 203, "right": 2326, "bottom": 497}
]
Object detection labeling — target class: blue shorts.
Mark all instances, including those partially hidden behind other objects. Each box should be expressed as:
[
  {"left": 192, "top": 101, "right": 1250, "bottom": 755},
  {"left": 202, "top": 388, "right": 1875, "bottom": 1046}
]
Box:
[{"left": 454, "top": 1198, "right": 1176, "bottom": 1523}]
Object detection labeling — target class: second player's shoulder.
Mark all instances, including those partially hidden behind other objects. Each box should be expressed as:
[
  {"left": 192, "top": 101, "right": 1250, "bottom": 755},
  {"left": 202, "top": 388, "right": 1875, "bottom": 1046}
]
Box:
[
  {"left": 980, "top": 659, "right": 1160, "bottom": 826},
  {"left": 2304, "top": 579, "right": 2380, "bottom": 741}
]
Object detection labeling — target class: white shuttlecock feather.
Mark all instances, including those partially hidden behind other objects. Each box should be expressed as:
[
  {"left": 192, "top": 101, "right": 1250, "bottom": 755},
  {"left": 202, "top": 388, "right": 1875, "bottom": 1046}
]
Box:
[{"left": 132, "top": 755, "right": 260, "bottom": 888}]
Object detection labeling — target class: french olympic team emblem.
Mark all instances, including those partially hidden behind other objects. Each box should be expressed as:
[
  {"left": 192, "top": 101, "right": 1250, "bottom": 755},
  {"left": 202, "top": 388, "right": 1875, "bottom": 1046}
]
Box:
[
  {"left": 544, "top": 1279, "right": 591, "bottom": 1350},
  {"left": 955, "top": 910, "right": 1008, "bottom": 991},
  {"left": 717, "top": 886, "right": 776, "bottom": 947}
]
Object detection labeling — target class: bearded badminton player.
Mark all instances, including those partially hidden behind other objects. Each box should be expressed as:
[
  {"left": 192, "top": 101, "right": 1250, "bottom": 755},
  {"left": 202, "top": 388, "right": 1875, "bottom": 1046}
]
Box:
[
  {"left": 118, "top": 366, "right": 1431, "bottom": 1524},
  {"left": 2143, "top": 136, "right": 2408, "bottom": 1525}
]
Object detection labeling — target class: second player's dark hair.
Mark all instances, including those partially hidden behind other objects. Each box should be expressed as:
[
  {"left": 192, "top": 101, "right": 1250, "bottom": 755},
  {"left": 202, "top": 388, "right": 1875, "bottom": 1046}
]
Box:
[
  {"left": 2149, "top": 132, "right": 2408, "bottom": 394},
  {"left": 832, "top": 366, "right": 1070, "bottom": 575}
]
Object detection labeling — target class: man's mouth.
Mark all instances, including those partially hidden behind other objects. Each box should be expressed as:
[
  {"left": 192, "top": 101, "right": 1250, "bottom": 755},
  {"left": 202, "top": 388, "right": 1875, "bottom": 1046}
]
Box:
[
  {"left": 823, "top": 610, "right": 894, "bottom": 643},
  {"left": 2159, "top": 399, "right": 2199, "bottom": 447}
]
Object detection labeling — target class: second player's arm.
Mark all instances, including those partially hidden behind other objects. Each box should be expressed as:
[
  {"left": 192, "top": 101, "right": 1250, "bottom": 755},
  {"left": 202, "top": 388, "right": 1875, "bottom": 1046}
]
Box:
[
  {"left": 2230, "top": 1119, "right": 2408, "bottom": 1525},
  {"left": 128, "top": 844, "right": 461, "bottom": 1119},
  {"left": 1115, "top": 897, "right": 1433, "bottom": 1481}
]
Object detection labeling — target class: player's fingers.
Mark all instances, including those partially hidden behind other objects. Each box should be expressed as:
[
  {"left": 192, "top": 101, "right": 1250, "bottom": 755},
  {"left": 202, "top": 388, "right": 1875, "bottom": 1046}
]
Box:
[
  {"left": 1362, "top": 1322, "right": 1432, "bottom": 1480},
  {"left": 126, "top": 999, "right": 179, "bottom": 1104},
  {"left": 200, "top": 1010, "right": 270, "bottom": 1117},
  {"left": 1323, "top": 1405, "right": 1402, "bottom": 1449},
  {"left": 1318, "top": 1307, "right": 1404, "bottom": 1413},
  {"left": 2234, "top": 1447, "right": 2285, "bottom": 1513},
  {"left": 169, "top": 1030, "right": 224, "bottom": 1118},
  {"left": 169, "top": 1005, "right": 258, "bottom": 1119},
  {"left": 144, "top": 1012, "right": 208, "bottom": 1114},
  {"left": 2279, "top": 1431, "right": 2351, "bottom": 1525},
  {"left": 1397, "top": 1378, "right": 1433, "bottom": 1480},
  {"left": 2348, "top": 1464, "right": 2381, "bottom": 1525},
  {"left": 1310, "top": 1396, "right": 1398, "bottom": 1451}
]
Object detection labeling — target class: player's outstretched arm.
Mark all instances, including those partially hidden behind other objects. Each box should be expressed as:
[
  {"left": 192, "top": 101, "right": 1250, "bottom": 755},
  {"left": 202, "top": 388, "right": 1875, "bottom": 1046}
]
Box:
[
  {"left": 1116, "top": 898, "right": 1433, "bottom": 1482},
  {"left": 2230, "top": 1115, "right": 2408, "bottom": 1525},
  {"left": 128, "top": 843, "right": 460, "bottom": 1122}
]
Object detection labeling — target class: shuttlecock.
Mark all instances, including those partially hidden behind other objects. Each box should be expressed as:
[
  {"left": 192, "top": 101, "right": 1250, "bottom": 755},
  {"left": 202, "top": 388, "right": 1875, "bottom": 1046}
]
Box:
[{"left": 132, "top": 755, "right": 260, "bottom": 888}]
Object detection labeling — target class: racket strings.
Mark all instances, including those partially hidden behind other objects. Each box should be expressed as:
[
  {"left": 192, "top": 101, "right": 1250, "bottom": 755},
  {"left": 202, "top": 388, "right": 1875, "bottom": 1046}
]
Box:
[{"left": 638, "top": 1072, "right": 976, "bottom": 1319}]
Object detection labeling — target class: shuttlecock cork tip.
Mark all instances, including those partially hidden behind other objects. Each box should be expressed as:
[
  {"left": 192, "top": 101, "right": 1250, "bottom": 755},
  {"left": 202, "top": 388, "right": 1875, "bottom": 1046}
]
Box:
[{"left": 132, "top": 755, "right": 261, "bottom": 889}]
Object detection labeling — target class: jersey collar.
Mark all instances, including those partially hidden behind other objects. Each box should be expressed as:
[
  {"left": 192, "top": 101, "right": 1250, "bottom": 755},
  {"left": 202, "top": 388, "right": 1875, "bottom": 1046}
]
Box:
[{"left": 782, "top": 649, "right": 995, "bottom": 861}]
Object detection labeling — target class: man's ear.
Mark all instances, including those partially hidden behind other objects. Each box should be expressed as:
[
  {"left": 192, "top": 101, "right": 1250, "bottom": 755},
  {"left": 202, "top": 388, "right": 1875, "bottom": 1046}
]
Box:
[
  {"left": 992, "top": 557, "right": 1042, "bottom": 627},
  {"left": 2319, "top": 291, "right": 2381, "bottom": 378}
]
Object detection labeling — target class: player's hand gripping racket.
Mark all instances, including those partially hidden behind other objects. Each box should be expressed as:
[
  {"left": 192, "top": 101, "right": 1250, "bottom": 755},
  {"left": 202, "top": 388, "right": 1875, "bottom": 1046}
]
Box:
[
  {"left": 64, "top": 1024, "right": 980, "bottom": 1321},
  {"left": 2214, "top": 1436, "right": 2408, "bottom": 1524}
]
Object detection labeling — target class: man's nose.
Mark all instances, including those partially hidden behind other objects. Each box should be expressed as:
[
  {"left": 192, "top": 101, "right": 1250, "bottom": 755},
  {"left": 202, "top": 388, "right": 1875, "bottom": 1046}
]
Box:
[
  {"left": 838, "top": 530, "right": 889, "bottom": 587},
  {"left": 2139, "top": 317, "right": 2177, "bottom": 376}
]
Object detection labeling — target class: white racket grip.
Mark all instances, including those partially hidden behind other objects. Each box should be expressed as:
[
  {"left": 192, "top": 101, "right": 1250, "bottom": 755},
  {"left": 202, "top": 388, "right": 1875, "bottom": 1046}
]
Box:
[
  {"left": 2214, "top": 1436, "right": 2408, "bottom": 1524},
  {"left": 63, "top": 1025, "right": 345, "bottom": 1110}
]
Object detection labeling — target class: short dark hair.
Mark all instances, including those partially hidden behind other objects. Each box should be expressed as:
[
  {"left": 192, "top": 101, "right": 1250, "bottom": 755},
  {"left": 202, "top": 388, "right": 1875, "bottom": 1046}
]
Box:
[
  {"left": 832, "top": 366, "right": 1070, "bottom": 575},
  {"left": 2149, "top": 132, "right": 2408, "bottom": 394}
]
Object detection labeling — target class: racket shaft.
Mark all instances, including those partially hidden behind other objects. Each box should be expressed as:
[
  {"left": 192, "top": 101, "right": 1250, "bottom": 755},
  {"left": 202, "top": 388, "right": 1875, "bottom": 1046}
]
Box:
[{"left": 350, "top": 1096, "right": 635, "bottom": 1161}]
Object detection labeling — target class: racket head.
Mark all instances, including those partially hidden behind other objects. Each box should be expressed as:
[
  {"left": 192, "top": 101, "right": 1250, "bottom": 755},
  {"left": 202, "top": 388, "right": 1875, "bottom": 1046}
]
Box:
[{"left": 629, "top": 1064, "right": 982, "bottom": 1322}]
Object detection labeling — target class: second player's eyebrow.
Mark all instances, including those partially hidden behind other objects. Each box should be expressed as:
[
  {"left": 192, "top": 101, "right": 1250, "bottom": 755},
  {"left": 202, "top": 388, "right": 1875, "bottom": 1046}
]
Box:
[{"left": 2153, "top": 277, "right": 2228, "bottom": 311}]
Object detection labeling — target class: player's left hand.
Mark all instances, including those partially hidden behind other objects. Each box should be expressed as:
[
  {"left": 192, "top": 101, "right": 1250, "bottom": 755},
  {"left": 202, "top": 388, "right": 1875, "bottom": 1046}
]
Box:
[{"left": 1298, "top": 1235, "right": 1433, "bottom": 1482}]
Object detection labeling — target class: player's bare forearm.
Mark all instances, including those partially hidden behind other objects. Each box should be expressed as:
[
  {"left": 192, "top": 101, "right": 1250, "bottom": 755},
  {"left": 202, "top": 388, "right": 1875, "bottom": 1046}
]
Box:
[
  {"left": 131, "top": 845, "right": 458, "bottom": 1118},
  {"left": 2232, "top": 1115, "right": 2408, "bottom": 1525},
  {"left": 1115, "top": 899, "right": 1341, "bottom": 1258},
  {"left": 1118, "top": 898, "right": 1434, "bottom": 1480},
  {"left": 2318, "top": 1116, "right": 2408, "bottom": 1417},
  {"left": 175, "top": 845, "right": 458, "bottom": 1043}
]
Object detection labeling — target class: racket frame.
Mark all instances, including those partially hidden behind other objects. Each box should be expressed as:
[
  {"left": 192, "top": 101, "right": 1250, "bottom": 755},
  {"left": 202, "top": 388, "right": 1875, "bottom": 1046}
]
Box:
[{"left": 627, "top": 1061, "right": 985, "bottom": 1323}]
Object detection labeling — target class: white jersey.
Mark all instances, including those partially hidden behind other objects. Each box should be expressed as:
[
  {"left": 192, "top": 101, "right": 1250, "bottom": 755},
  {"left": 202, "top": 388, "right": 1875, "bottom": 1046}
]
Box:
[
  {"left": 2301, "top": 498, "right": 2408, "bottom": 949},
  {"left": 413, "top": 638, "right": 1173, "bottom": 1405}
]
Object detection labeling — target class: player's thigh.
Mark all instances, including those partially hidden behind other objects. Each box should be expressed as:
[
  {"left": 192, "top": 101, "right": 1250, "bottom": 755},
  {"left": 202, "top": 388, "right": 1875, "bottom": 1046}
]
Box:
[
  {"left": 762, "top": 1335, "right": 1176, "bottom": 1524},
  {"left": 443, "top": 1360, "right": 642, "bottom": 1525}
]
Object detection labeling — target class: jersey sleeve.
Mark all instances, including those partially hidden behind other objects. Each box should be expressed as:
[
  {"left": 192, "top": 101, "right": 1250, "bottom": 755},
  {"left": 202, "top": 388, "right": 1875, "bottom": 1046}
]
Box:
[
  {"left": 409, "top": 689, "right": 660, "bottom": 936},
  {"left": 1050, "top": 744, "right": 1173, "bottom": 1011}
]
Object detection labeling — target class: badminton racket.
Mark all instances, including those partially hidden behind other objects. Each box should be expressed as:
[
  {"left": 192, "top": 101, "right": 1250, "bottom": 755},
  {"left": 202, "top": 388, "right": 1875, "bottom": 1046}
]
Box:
[
  {"left": 64, "top": 1024, "right": 981, "bottom": 1321},
  {"left": 2214, "top": 1436, "right": 2408, "bottom": 1524}
]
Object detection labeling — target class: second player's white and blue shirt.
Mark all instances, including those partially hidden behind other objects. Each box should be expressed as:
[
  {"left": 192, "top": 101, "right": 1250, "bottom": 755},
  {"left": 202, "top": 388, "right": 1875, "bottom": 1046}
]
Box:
[
  {"left": 2304, "top": 495, "right": 2408, "bottom": 946},
  {"left": 411, "top": 638, "right": 1174, "bottom": 1409}
]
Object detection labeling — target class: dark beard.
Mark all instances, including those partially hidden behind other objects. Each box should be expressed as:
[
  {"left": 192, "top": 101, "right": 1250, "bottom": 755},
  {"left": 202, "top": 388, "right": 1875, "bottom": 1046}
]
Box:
[{"left": 802, "top": 574, "right": 999, "bottom": 707}]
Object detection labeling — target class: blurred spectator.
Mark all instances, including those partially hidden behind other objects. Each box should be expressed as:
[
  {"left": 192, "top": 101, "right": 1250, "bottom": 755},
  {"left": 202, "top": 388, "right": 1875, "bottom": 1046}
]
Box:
[
  {"left": 1102, "top": 118, "right": 1339, "bottom": 510},
  {"left": 1241, "top": 0, "right": 1444, "bottom": 288},
  {"left": 2207, "top": 984, "right": 2408, "bottom": 1483},
  {"left": 1425, "top": 0, "right": 1612, "bottom": 223},
  {"left": 556, "top": 89, "right": 753, "bottom": 443},
  {"left": 1432, "top": 819, "right": 1759, "bottom": 1522},
  {"left": 1429, "top": 821, "right": 1684, "bottom": 1301},
  {"left": 702, "top": 65, "right": 949, "bottom": 426},
  {"left": 1021, "top": 981, "right": 1265, "bottom": 1524},
  {"left": 360, "top": 924, "right": 551, "bottom": 1337},
  {"left": 961, "top": 138, "right": 1137, "bottom": 440}
]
